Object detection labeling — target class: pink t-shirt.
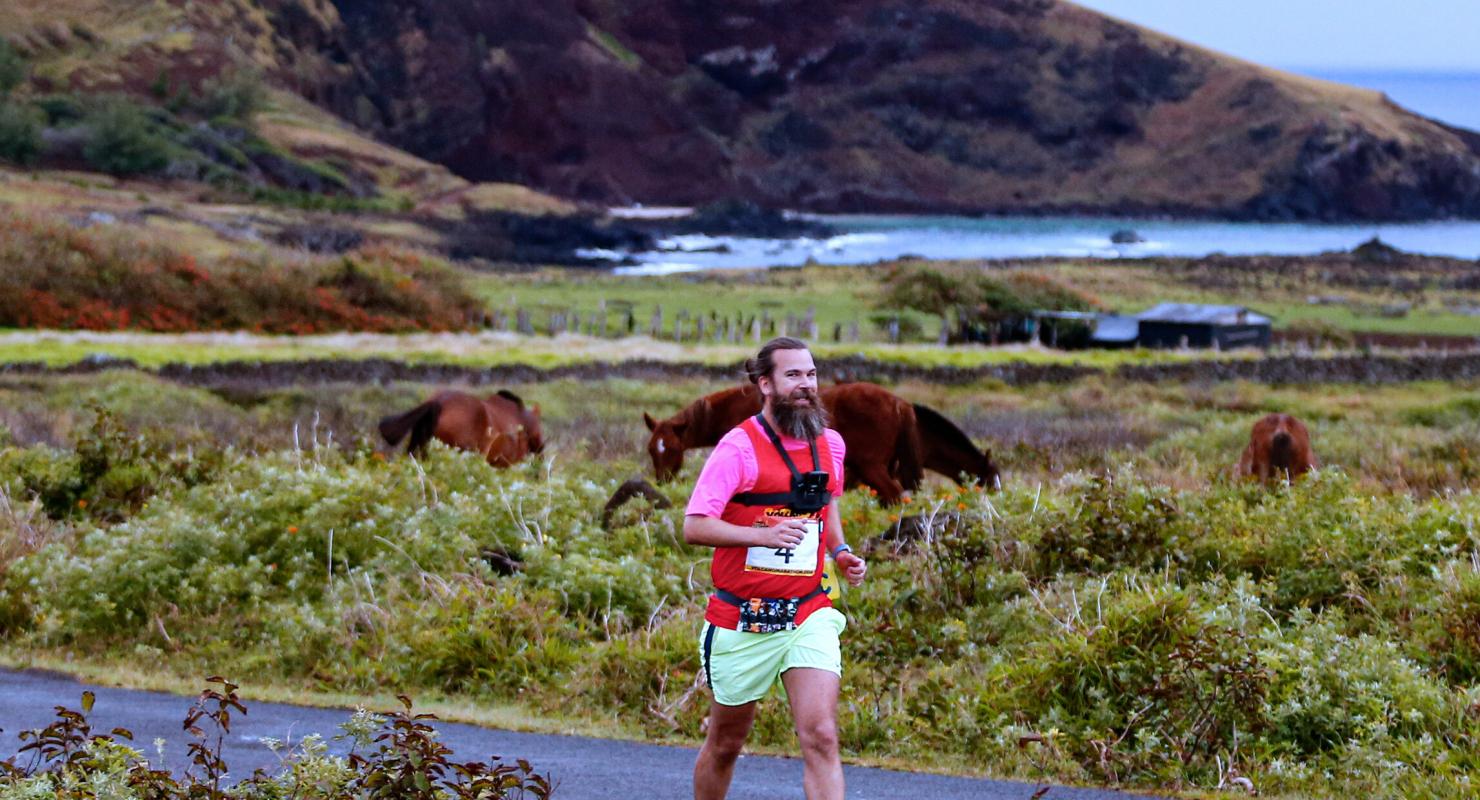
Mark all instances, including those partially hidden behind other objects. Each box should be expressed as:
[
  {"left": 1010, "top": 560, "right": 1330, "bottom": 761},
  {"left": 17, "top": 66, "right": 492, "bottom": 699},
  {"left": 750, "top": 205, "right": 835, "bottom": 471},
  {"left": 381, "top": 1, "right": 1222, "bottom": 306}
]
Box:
[{"left": 686, "top": 427, "right": 847, "bottom": 517}]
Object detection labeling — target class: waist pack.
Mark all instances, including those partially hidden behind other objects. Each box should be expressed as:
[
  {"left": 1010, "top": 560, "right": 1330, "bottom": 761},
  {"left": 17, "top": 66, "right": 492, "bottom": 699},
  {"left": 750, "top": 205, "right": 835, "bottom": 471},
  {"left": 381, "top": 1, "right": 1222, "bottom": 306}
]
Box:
[{"left": 716, "top": 587, "right": 825, "bottom": 633}]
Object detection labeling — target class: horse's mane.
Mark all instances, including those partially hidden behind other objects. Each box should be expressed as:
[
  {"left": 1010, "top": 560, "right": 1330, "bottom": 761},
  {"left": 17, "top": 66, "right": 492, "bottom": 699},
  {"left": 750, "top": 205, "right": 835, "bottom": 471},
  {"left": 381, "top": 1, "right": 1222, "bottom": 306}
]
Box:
[
  {"left": 912, "top": 403, "right": 985, "bottom": 458},
  {"left": 671, "top": 394, "right": 709, "bottom": 428},
  {"left": 495, "top": 389, "right": 524, "bottom": 408},
  {"left": 671, "top": 386, "right": 755, "bottom": 443}
]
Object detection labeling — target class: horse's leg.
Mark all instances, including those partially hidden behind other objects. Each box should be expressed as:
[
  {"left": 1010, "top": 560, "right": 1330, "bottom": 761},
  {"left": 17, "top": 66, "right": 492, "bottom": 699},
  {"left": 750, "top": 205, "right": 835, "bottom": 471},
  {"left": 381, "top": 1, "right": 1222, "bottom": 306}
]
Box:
[{"left": 855, "top": 460, "right": 905, "bottom": 506}]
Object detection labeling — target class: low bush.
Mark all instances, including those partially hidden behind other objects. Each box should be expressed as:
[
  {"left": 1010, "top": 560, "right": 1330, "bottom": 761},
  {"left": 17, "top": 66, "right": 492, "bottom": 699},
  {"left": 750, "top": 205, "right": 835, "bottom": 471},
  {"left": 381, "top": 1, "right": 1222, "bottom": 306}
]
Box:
[
  {"left": 878, "top": 264, "right": 1100, "bottom": 322},
  {"left": 0, "top": 212, "right": 484, "bottom": 332},
  {"left": 2, "top": 377, "right": 1480, "bottom": 797},
  {"left": 80, "top": 94, "right": 174, "bottom": 176},
  {"left": 0, "top": 100, "right": 42, "bottom": 164},
  {"left": 0, "top": 402, "right": 222, "bottom": 523}
]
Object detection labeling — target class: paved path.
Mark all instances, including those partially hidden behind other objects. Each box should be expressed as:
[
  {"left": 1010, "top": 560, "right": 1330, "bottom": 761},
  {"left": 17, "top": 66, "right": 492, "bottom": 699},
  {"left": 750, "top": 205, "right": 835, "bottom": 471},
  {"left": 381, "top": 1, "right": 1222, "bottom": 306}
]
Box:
[{"left": 0, "top": 668, "right": 1162, "bottom": 799}]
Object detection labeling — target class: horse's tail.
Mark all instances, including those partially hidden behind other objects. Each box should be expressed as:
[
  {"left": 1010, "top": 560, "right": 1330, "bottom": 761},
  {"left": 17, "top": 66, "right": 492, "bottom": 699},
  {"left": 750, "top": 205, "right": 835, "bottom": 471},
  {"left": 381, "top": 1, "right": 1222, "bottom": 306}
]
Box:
[
  {"left": 378, "top": 400, "right": 442, "bottom": 455},
  {"left": 895, "top": 404, "right": 925, "bottom": 492}
]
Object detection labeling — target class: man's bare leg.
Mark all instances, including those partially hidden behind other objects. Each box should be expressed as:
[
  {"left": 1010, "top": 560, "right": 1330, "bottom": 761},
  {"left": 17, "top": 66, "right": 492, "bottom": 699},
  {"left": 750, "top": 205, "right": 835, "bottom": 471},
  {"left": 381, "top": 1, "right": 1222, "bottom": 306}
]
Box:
[
  {"left": 781, "top": 667, "right": 843, "bottom": 800},
  {"left": 694, "top": 699, "right": 758, "bottom": 800}
]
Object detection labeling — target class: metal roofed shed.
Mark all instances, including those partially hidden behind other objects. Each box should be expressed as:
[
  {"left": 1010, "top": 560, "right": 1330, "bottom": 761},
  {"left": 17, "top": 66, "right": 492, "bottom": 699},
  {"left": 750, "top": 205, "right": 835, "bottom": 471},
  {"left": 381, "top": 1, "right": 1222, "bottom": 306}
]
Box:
[
  {"left": 1090, "top": 314, "right": 1140, "bottom": 346},
  {"left": 1134, "top": 303, "right": 1272, "bottom": 349}
]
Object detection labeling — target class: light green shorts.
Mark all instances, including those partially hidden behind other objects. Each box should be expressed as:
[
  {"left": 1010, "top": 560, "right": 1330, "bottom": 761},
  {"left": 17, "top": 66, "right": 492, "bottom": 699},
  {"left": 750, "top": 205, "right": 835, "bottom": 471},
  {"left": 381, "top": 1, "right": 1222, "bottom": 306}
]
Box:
[{"left": 699, "top": 606, "right": 847, "bottom": 707}]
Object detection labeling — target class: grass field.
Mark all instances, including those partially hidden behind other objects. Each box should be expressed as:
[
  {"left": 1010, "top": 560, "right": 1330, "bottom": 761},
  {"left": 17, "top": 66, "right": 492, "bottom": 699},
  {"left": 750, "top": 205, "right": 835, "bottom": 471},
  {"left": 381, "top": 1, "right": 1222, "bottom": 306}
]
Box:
[
  {"left": 469, "top": 259, "right": 1480, "bottom": 341},
  {"left": 0, "top": 329, "right": 1244, "bottom": 370}
]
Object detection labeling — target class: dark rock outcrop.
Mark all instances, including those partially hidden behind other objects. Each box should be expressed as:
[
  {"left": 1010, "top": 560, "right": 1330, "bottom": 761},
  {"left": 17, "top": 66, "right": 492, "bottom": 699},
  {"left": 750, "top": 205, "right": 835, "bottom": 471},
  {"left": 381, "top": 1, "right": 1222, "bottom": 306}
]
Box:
[{"left": 661, "top": 199, "right": 833, "bottom": 238}]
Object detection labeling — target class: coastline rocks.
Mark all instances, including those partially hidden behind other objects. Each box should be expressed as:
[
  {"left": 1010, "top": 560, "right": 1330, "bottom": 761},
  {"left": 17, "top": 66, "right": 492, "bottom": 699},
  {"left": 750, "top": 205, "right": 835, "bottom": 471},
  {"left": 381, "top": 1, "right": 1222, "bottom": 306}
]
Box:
[
  {"left": 433, "top": 210, "right": 654, "bottom": 266},
  {"left": 1351, "top": 236, "right": 1404, "bottom": 263},
  {"left": 662, "top": 199, "right": 834, "bottom": 238}
]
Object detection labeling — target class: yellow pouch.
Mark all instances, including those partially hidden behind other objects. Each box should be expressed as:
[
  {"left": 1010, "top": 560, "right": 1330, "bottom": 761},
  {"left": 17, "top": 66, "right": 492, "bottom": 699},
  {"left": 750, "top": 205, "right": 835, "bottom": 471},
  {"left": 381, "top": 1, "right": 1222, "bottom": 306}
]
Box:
[{"left": 820, "top": 558, "right": 843, "bottom": 599}]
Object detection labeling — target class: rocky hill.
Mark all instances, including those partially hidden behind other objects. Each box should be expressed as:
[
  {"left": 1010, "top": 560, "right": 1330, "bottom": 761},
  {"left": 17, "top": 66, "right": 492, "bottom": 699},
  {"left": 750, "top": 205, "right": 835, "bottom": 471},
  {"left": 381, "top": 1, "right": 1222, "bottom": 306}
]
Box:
[{"left": 6, "top": 0, "right": 1480, "bottom": 221}]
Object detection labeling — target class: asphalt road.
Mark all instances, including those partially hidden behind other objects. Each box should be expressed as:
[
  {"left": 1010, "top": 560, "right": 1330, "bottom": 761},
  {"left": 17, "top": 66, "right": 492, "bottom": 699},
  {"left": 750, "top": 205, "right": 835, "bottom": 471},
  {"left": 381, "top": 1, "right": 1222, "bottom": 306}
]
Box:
[{"left": 0, "top": 668, "right": 1163, "bottom": 799}]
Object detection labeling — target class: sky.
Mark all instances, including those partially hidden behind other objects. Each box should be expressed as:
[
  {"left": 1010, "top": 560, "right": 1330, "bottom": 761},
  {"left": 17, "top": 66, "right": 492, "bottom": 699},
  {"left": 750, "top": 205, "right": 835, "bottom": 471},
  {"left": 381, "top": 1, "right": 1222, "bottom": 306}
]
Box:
[{"left": 1070, "top": 1, "right": 1480, "bottom": 71}]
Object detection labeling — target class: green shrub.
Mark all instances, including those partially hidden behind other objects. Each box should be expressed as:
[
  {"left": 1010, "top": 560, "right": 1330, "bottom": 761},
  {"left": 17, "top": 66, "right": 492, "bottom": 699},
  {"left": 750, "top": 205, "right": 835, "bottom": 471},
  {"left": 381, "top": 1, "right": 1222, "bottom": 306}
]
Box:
[
  {"left": 982, "top": 579, "right": 1273, "bottom": 783},
  {"left": 194, "top": 68, "right": 265, "bottom": 123},
  {"left": 0, "top": 100, "right": 42, "bottom": 165},
  {"left": 1261, "top": 609, "right": 1452, "bottom": 755},
  {"left": 878, "top": 264, "right": 1099, "bottom": 321},
  {"left": 1, "top": 403, "right": 222, "bottom": 523},
  {"left": 0, "top": 40, "right": 27, "bottom": 97},
  {"left": 1425, "top": 565, "right": 1480, "bottom": 684},
  {"left": 1033, "top": 472, "right": 1182, "bottom": 576},
  {"left": 32, "top": 93, "right": 83, "bottom": 125},
  {"left": 80, "top": 95, "right": 173, "bottom": 176}
]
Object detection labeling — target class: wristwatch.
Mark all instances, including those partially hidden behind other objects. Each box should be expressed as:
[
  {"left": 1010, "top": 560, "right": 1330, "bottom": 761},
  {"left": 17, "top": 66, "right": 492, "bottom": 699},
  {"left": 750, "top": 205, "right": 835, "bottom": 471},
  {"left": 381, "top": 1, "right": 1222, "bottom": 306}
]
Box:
[{"left": 830, "top": 543, "right": 852, "bottom": 558}]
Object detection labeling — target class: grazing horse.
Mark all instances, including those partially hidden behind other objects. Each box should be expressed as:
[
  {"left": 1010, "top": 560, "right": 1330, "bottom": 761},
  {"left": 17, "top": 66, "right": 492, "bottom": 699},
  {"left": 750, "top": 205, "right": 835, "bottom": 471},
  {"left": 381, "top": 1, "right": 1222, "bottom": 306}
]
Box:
[
  {"left": 911, "top": 403, "right": 1002, "bottom": 490},
  {"left": 379, "top": 389, "right": 544, "bottom": 468},
  {"left": 643, "top": 385, "right": 762, "bottom": 484},
  {"left": 643, "top": 382, "right": 925, "bottom": 504},
  {"left": 1236, "top": 412, "right": 1318, "bottom": 483}
]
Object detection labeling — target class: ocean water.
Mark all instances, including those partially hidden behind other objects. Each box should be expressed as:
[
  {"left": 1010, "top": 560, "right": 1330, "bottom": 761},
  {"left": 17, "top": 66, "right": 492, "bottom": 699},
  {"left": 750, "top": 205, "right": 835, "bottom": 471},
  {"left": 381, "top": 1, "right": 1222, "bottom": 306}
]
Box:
[
  {"left": 1301, "top": 69, "right": 1480, "bottom": 132},
  {"left": 602, "top": 215, "right": 1480, "bottom": 274},
  {"left": 596, "top": 71, "right": 1480, "bottom": 274}
]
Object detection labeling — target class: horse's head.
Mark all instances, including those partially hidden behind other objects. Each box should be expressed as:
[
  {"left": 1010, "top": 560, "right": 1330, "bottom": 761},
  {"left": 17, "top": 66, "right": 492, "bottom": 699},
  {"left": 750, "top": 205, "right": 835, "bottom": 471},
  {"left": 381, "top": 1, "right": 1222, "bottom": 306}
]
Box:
[
  {"left": 523, "top": 403, "right": 545, "bottom": 455},
  {"left": 492, "top": 390, "right": 544, "bottom": 458},
  {"left": 643, "top": 412, "right": 687, "bottom": 482},
  {"left": 977, "top": 449, "right": 1003, "bottom": 491}
]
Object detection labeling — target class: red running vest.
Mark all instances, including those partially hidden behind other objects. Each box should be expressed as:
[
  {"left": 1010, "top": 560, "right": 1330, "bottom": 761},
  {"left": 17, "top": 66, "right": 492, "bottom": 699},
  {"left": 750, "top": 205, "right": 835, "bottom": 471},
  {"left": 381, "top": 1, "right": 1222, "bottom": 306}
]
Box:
[{"left": 704, "top": 417, "right": 839, "bottom": 629}]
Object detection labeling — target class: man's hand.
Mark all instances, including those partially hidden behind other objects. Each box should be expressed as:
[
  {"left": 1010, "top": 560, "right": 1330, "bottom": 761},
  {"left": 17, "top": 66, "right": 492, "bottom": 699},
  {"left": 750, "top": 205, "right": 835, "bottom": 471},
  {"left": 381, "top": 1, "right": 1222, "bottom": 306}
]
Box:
[
  {"left": 755, "top": 518, "right": 808, "bottom": 549},
  {"left": 836, "top": 550, "right": 866, "bottom": 587}
]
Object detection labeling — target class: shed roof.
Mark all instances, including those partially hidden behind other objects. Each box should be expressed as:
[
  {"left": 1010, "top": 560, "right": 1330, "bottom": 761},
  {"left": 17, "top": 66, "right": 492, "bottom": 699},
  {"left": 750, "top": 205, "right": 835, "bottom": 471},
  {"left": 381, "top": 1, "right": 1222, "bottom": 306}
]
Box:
[
  {"left": 1091, "top": 315, "right": 1140, "bottom": 342},
  {"left": 1135, "top": 303, "right": 1271, "bottom": 325}
]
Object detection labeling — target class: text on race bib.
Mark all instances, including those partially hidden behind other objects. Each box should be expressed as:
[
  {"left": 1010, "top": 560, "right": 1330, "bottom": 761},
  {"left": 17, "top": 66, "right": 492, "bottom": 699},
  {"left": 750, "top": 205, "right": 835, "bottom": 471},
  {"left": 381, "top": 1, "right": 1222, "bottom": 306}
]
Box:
[{"left": 745, "top": 515, "right": 821, "bottom": 576}]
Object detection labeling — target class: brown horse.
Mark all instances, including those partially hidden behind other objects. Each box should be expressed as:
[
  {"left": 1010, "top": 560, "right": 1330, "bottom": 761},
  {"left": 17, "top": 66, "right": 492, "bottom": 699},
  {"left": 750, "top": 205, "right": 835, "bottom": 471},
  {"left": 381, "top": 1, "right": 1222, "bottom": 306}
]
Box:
[
  {"left": 911, "top": 403, "right": 1002, "bottom": 490},
  {"left": 643, "top": 384, "right": 762, "bottom": 484},
  {"left": 380, "top": 389, "right": 544, "bottom": 468},
  {"left": 643, "top": 382, "right": 925, "bottom": 504},
  {"left": 1236, "top": 413, "right": 1318, "bottom": 483}
]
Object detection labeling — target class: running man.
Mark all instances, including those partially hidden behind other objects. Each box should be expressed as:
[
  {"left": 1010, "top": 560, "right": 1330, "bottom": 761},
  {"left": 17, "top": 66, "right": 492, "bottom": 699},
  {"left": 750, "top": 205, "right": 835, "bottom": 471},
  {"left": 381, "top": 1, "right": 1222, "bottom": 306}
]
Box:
[{"left": 683, "top": 337, "right": 867, "bottom": 800}]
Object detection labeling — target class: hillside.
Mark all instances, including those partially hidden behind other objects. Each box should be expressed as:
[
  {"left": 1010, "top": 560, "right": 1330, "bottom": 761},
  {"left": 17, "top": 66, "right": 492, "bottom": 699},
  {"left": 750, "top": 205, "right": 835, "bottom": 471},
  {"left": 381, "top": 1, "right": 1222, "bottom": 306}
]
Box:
[{"left": 4, "top": 0, "right": 1480, "bottom": 223}]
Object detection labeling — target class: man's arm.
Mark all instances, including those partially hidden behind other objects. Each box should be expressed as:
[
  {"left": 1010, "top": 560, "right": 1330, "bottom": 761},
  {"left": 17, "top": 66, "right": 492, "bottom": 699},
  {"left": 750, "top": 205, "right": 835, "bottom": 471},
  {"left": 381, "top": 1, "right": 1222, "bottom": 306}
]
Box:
[
  {"left": 824, "top": 499, "right": 867, "bottom": 587},
  {"left": 684, "top": 514, "right": 807, "bottom": 550}
]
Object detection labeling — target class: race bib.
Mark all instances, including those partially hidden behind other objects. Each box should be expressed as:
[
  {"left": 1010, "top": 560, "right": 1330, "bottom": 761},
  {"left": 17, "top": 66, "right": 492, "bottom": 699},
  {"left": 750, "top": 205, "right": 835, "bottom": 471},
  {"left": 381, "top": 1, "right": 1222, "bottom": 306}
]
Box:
[{"left": 745, "top": 516, "right": 821, "bottom": 575}]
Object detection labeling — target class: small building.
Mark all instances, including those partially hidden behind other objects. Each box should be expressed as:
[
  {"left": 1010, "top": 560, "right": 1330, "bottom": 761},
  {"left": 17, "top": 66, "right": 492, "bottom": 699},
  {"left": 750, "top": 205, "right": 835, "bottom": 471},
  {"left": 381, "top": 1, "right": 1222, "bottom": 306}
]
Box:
[
  {"left": 1090, "top": 314, "right": 1141, "bottom": 348},
  {"left": 1134, "top": 303, "right": 1272, "bottom": 349},
  {"left": 1030, "top": 310, "right": 1136, "bottom": 349}
]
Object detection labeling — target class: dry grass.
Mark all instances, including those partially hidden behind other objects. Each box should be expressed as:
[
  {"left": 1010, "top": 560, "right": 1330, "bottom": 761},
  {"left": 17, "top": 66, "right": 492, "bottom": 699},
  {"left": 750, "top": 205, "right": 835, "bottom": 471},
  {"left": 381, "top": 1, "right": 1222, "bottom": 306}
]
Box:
[{"left": 0, "top": 485, "right": 68, "bottom": 575}]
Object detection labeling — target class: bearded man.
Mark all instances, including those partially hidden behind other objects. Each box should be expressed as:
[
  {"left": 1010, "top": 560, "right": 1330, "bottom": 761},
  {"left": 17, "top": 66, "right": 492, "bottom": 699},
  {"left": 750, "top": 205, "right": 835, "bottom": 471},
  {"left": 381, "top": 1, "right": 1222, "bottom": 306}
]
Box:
[{"left": 682, "top": 337, "right": 867, "bottom": 800}]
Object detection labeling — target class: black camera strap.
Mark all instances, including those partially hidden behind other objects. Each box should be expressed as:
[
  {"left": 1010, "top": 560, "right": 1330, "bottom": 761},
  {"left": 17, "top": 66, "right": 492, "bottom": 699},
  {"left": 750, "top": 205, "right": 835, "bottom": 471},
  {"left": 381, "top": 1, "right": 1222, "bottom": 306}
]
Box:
[{"left": 733, "top": 414, "right": 824, "bottom": 507}]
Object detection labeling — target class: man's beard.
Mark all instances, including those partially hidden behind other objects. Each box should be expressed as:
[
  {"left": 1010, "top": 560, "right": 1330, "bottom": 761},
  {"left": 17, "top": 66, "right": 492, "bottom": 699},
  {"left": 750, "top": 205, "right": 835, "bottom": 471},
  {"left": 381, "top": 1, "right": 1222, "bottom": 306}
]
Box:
[{"left": 772, "top": 388, "right": 828, "bottom": 440}]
